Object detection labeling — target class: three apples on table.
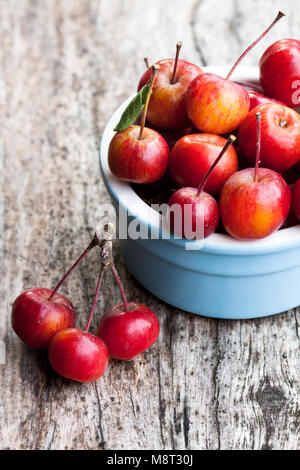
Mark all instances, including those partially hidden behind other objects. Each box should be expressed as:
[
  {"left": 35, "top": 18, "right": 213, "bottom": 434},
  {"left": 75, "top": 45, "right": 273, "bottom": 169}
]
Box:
[{"left": 108, "top": 12, "right": 300, "bottom": 241}]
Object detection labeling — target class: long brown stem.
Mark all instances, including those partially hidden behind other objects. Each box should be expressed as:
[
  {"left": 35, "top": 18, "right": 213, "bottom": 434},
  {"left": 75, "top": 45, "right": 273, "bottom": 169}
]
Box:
[
  {"left": 48, "top": 239, "right": 96, "bottom": 301},
  {"left": 170, "top": 41, "right": 182, "bottom": 84},
  {"left": 225, "top": 11, "right": 285, "bottom": 81},
  {"left": 138, "top": 64, "right": 159, "bottom": 140},
  {"left": 254, "top": 112, "right": 261, "bottom": 182},
  {"left": 144, "top": 57, "right": 150, "bottom": 69},
  {"left": 111, "top": 264, "right": 130, "bottom": 312},
  {"left": 85, "top": 265, "right": 106, "bottom": 332},
  {"left": 196, "top": 136, "right": 236, "bottom": 197}
]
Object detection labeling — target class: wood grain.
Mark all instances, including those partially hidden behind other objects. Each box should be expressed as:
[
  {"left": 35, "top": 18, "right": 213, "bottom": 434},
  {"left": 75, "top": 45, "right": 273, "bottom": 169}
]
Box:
[{"left": 0, "top": 0, "right": 299, "bottom": 450}]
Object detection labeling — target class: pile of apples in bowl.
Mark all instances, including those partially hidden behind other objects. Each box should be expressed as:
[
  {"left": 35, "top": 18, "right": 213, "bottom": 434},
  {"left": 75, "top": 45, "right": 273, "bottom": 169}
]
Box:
[{"left": 100, "top": 12, "right": 300, "bottom": 319}]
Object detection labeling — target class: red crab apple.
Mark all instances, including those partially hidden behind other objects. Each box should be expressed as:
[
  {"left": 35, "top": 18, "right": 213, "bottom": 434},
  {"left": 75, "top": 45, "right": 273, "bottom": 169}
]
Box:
[
  {"left": 235, "top": 81, "right": 285, "bottom": 109},
  {"left": 108, "top": 65, "right": 169, "bottom": 184},
  {"left": 185, "top": 12, "right": 285, "bottom": 134},
  {"left": 167, "top": 135, "right": 236, "bottom": 239},
  {"left": 97, "top": 258, "right": 159, "bottom": 360},
  {"left": 260, "top": 39, "right": 300, "bottom": 108},
  {"left": 220, "top": 113, "right": 291, "bottom": 240},
  {"left": 11, "top": 288, "right": 75, "bottom": 350},
  {"left": 185, "top": 73, "right": 249, "bottom": 135},
  {"left": 48, "top": 243, "right": 111, "bottom": 383},
  {"left": 98, "top": 302, "right": 159, "bottom": 360},
  {"left": 292, "top": 179, "right": 300, "bottom": 221},
  {"left": 235, "top": 80, "right": 263, "bottom": 94},
  {"left": 11, "top": 235, "right": 97, "bottom": 350},
  {"left": 138, "top": 42, "right": 203, "bottom": 130},
  {"left": 48, "top": 328, "right": 108, "bottom": 383},
  {"left": 108, "top": 125, "right": 169, "bottom": 183},
  {"left": 169, "top": 133, "right": 238, "bottom": 195},
  {"left": 247, "top": 90, "right": 285, "bottom": 111},
  {"left": 238, "top": 102, "right": 300, "bottom": 172}
]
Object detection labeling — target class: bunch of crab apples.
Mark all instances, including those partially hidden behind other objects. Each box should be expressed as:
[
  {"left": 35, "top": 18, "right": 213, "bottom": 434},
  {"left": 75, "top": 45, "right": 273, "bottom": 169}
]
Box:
[
  {"left": 108, "top": 11, "right": 300, "bottom": 241},
  {"left": 12, "top": 230, "right": 160, "bottom": 383}
]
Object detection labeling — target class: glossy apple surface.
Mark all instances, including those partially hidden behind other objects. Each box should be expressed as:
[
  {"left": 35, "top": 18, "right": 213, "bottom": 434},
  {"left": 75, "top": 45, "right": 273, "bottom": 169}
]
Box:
[
  {"left": 98, "top": 302, "right": 159, "bottom": 360},
  {"left": 48, "top": 328, "right": 109, "bottom": 383},
  {"left": 238, "top": 103, "right": 300, "bottom": 173},
  {"left": 185, "top": 73, "right": 250, "bottom": 134},
  {"left": 11, "top": 288, "right": 75, "bottom": 349},
  {"left": 235, "top": 80, "right": 264, "bottom": 93},
  {"left": 235, "top": 81, "right": 285, "bottom": 109},
  {"left": 169, "top": 134, "right": 238, "bottom": 194},
  {"left": 220, "top": 168, "right": 291, "bottom": 240},
  {"left": 138, "top": 59, "right": 203, "bottom": 130},
  {"left": 292, "top": 179, "right": 300, "bottom": 221},
  {"left": 247, "top": 90, "right": 285, "bottom": 110},
  {"left": 108, "top": 125, "right": 169, "bottom": 184},
  {"left": 168, "top": 187, "right": 219, "bottom": 239},
  {"left": 260, "top": 39, "right": 300, "bottom": 108}
]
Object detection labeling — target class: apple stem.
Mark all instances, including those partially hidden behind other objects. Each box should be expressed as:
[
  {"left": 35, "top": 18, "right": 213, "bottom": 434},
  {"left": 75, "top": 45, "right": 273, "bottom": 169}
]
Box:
[
  {"left": 84, "top": 222, "right": 130, "bottom": 329},
  {"left": 279, "top": 118, "right": 288, "bottom": 128},
  {"left": 110, "top": 264, "right": 130, "bottom": 312},
  {"left": 144, "top": 57, "right": 150, "bottom": 68},
  {"left": 138, "top": 64, "right": 159, "bottom": 140},
  {"left": 48, "top": 238, "right": 96, "bottom": 301},
  {"left": 225, "top": 11, "right": 285, "bottom": 81},
  {"left": 84, "top": 265, "right": 106, "bottom": 332},
  {"left": 97, "top": 223, "right": 130, "bottom": 313},
  {"left": 196, "top": 135, "right": 236, "bottom": 197},
  {"left": 170, "top": 41, "right": 182, "bottom": 84},
  {"left": 254, "top": 112, "right": 261, "bottom": 182}
]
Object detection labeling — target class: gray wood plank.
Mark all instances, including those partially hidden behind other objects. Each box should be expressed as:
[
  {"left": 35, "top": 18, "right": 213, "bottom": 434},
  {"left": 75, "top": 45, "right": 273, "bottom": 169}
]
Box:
[{"left": 0, "top": 0, "right": 299, "bottom": 450}]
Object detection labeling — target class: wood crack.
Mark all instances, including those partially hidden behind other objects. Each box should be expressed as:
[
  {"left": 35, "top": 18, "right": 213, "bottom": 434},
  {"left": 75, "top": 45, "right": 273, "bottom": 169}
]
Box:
[
  {"left": 157, "top": 350, "right": 166, "bottom": 449},
  {"left": 213, "top": 321, "right": 221, "bottom": 449},
  {"left": 94, "top": 383, "right": 106, "bottom": 450}
]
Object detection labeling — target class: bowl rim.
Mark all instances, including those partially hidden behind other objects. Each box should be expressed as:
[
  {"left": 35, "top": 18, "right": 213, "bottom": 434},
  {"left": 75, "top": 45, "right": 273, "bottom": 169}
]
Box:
[{"left": 99, "top": 65, "right": 300, "bottom": 256}]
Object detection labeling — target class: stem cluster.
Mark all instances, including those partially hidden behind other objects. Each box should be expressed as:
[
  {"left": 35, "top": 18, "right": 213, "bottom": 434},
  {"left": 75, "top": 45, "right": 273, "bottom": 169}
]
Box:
[{"left": 48, "top": 225, "right": 130, "bottom": 333}]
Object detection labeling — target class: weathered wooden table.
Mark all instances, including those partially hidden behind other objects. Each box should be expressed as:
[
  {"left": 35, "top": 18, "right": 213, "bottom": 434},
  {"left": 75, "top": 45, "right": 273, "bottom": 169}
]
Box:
[{"left": 0, "top": 0, "right": 299, "bottom": 450}]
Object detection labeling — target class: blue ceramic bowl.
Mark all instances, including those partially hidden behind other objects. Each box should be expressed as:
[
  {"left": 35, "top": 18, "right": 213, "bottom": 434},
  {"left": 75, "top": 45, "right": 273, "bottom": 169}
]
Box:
[{"left": 100, "top": 67, "right": 300, "bottom": 319}]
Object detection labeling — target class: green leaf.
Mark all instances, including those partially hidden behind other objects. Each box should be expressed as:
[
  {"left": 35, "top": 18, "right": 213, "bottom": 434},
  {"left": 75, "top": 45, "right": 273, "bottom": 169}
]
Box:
[{"left": 113, "top": 84, "right": 150, "bottom": 132}]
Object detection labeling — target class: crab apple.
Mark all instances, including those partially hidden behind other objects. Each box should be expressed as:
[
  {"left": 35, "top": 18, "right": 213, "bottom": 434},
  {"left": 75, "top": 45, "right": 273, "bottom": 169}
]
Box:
[
  {"left": 169, "top": 133, "right": 238, "bottom": 195},
  {"left": 221, "top": 113, "right": 291, "bottom": 239},
  {"left": 220, "top": 169, "right": 291, "bottom": 239},
  {"left": 235, "top": 81, "right": 285, "bottom": 110},
  {"left": 11, "top": 236, "right": 100, "bottom": 350},
  {"left": 11, "top": 288, "right": 75, "bottom": 349},
  {"left": 185, "top": 73, "right": 250, "bottom": 134},
  {"left": 98, "top": 303, "right": 159, "bottom": 360},
  {"left": 260, "top": 39, "right": 300, "bottom": 108},
  {"left": 108, "top": 125, "right": 169, "bottom": 183},
  {"left": 48, "top": 328, "right": 109, "bottom": 383},
  {"left": 138, "top": 42, "right": 203, "bottom": 130},
  {"left": 185, "top": 12, "right": 284, "bottom": 135},
  {"left": 109, "top": 65, "right": 169, "bottom": 184},
  {"left": 167, "top": 135, "right": 235, "bottom": 239},
  {"left": 238, "top": 103, "right": 300, "bottom": 172},
  {"left": 247, "top": 90, "right": 285, "bottom": 111},
  {"left": 168, "top": 187, "right": 220, "bottom": 239}
]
